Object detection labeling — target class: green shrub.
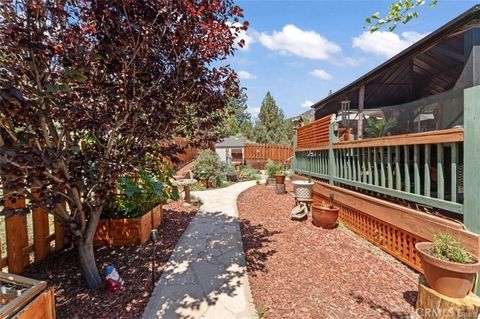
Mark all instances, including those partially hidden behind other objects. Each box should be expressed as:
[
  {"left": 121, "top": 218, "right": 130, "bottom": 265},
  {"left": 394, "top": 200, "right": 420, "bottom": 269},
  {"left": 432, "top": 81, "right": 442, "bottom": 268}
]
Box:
[
  {"left": 431, "top": 233, "right": 475, "bottom": 264},
  {"left": 238, "top": 165, "right": 261, "bottom": 181},
  {"left": 190, "top": 183, "right": 207, "bottom": 191},
  {"left": 103, "top": 169, "right": 178, "bottom": 219},
  {"left": 192, "top": 149, "right": 225, "bottom": 185}
]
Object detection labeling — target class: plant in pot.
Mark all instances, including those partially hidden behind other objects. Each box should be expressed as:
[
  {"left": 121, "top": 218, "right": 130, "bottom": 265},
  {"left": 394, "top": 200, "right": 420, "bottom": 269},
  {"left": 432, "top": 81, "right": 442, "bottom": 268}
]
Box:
[
  {"left": 416, "top": 233, "right": 480, "bottom": 298},
  {"left": 312, "top": 193, "right": 339, "bottom": 229},
  {"left": 274, "top": 163, "right": 286, "bottom": 185},
  {"left": 265, "top": 160, "right": 277, "bottom": 186},
  {"left": 225, "top": 165, "right": 237, "bottom": 182}
]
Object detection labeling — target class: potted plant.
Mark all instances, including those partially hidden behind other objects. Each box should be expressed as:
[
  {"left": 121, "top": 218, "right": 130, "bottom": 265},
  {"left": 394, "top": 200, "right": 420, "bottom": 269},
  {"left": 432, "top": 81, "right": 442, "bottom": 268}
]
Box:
[
  {"left": 265, "top": 160, "right": 277, "bottom": 186},
  {"left": 415, "top": 233, "right": 480, "bottom": 298},
  {"left": 274, "top": 163, "right": 286, "bottom": 185},
  {"left": 312, "top": 194, "right": 339, "bottom": 229},
  {"left": 225, "top": 165, "right": 237, "bottom": 182}
]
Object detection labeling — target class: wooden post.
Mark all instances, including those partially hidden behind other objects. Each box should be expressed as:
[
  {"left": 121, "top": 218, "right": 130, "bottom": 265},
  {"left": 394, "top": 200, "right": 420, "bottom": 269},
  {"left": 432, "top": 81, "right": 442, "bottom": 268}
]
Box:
[
  {"left": 464, "top": 85, "right": 480, "bottom": 234},
  {"left": 416, "top": 275, "right": 480, "bottom": 319},
  {"left": 32, "top": 186, "right": 50, "bottom": 263},
  {"left": 3, "top": 176, "right": 28, "bottom": 274},
  {"left": 328, "top": 118, "right": 335, "bottom": 185},
  {"left": 464, "top": 85, "right": 480, "bottom": 295},
  {"left": 358, "top": 85, "right": 365, "bottom": 140}
]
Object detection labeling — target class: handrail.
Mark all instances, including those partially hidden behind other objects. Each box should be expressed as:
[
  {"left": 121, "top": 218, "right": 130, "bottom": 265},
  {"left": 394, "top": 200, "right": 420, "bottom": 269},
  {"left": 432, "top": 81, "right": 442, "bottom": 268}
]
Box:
[
  {"left": 293, "top": 126, "right": 464, "bottom": 215},
  {"left": 334, "top": 128, "right": 463, "bottom": 149}
]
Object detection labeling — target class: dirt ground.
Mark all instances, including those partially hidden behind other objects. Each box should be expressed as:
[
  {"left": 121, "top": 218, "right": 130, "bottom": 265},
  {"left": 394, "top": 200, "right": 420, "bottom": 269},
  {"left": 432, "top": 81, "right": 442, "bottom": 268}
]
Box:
[
  {"left": 238, "top": 183, "right": 420, "bottom": 319},
  {"left": 23, "top": 202, "right": 197, "bottom": 319}
]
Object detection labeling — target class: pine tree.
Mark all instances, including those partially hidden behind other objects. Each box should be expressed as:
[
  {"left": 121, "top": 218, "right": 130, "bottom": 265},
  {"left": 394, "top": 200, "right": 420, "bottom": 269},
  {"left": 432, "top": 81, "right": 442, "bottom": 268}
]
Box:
[{"left": 254, "top": 92, "right": 291, "bottom": 144}]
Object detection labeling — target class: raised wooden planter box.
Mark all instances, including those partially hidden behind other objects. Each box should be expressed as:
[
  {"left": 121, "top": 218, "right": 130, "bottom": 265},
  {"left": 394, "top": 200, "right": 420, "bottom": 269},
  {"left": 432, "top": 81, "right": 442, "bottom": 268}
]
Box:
[
  {"left": 0, "top": 272, "right": 55, "bottom": 319},
  {"left": 94, "top": 204, "right": 163, "bottom": 247}
]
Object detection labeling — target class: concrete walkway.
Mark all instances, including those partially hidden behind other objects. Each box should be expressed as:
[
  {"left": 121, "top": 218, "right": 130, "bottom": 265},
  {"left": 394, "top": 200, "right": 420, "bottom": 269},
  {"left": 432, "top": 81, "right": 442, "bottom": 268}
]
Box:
[{"left": 142, "top": 181, "right": 259, "bottom": 319}]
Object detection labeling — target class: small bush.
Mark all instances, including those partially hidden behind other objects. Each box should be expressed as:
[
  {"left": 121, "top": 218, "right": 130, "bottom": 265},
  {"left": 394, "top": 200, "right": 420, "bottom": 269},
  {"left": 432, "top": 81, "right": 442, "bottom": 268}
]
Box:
[
  {"left": 103, "top": 169, "right": 178, "bottom": 219},
  {"left": 431, "top": 233, "right": 475, "bottom": 264},
  {"left": 192, "top": 149, "right": 225, "bottom": 185},
  {"left": 238, "top": 165, "right": 261, "bottom": 181},
  {"left": 190, "top": 195, "right": 204, "bottom": 208},
  {"left": 190, "top": 183, "right": 207, "bottom": 191},
  {"left": 257, "top": 305, "right": 267, "bottom": 318}
]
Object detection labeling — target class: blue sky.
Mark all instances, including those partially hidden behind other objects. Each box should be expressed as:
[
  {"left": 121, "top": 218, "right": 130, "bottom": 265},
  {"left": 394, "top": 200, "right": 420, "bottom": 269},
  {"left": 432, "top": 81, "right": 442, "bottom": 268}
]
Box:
[{"left": 228, "top": 0, "right": 477, "bottom": 118}]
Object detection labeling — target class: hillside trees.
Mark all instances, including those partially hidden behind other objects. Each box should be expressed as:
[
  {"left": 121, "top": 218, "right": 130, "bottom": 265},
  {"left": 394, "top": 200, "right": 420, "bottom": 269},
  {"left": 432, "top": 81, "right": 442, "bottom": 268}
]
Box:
[{"left": 0, "top": 0, "right": 247, "bottom": 288}]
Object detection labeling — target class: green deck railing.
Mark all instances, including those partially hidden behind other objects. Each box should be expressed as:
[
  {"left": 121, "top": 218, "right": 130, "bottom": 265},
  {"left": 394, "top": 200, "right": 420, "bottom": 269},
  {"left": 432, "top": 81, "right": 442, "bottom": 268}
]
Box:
[{"left": 294, "top": 121, "right": 465, "bottom": 215}]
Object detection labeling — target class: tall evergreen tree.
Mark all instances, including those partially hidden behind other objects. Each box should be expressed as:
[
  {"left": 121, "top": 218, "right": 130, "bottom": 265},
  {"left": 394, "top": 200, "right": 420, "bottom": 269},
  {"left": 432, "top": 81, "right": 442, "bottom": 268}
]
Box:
[
  {"left": 254, "top": 92, "right": 291, "bottom": 144},
  {"left": 219, "top": 88, "right": 252, "bottom": 138}
]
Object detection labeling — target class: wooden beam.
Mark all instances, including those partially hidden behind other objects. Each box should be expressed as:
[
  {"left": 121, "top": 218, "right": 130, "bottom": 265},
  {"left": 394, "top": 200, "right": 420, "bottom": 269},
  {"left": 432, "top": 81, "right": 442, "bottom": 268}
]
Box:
[{"left": 334, "top": 128, "right": 463, "bottom": 149}]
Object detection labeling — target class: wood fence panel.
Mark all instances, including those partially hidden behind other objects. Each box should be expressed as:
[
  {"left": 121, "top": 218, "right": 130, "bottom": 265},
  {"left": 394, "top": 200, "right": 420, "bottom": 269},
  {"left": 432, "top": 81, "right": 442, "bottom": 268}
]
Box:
[
  {"left": 5, "top": 214, "right": 28, "bottom": 274},
  {"left": 296, "top": 115, "right": 332, "bottom": 150},
  {"left": 1, "top": 179, "right": 67, "bottom": 274},
  {"left": 54, "top": 219, "right": 66, "bottom": 252},
  {"left": 32, "top": 189, "right": 50, "bottom": 263},
  {"left": 244, "top": 143, "right": 293, "bottom": 162}
]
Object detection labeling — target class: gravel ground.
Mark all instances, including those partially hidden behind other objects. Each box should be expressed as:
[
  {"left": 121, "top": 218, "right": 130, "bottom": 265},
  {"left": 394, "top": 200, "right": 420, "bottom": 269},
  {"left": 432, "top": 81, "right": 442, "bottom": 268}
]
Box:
[
  {"left": 22, "top": 202, "right": 197, "bottom": 319},
  {"left": 238, "top": 183, "right": 420, "bottom": 319}
]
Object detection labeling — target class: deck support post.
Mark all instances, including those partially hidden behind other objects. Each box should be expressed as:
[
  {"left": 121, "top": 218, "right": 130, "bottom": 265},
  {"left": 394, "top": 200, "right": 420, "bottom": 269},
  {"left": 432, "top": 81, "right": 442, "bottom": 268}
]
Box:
[
  {"left": 464, "top": 85, "right": 480, "bottom": 234},
  {"left": 464, "top": 85, "right": 480, "bottom": 296},
  {"left": 357, "top": 85, "right": 365, "bottom": 140},
  {"left": 328, "top": 120, "right": 335, "bottom": 185}
]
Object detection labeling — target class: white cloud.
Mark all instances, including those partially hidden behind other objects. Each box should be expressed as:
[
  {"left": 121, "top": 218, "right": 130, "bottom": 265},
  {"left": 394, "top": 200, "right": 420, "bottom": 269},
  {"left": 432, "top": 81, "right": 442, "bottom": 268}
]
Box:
[
  {"left": 309, "top": 69, "right": 333, "bottom": 81},
  {"left": 301, "top": 100, "right": 314, "bottom": 109},
  {"left": 259, "top": 24, "right": 340, "bottom": 60},
  {"left": 247, "top": 107, "right": 260, "bottom": 117},
  {"left": 352, "top": 31, "right": 427, "bottom": 58},
  {"left": 229, "top": 22, "right": 255, "bottom": 51},
  {"left": 238, "top": 70, "right": 257, "bottom": 80}
]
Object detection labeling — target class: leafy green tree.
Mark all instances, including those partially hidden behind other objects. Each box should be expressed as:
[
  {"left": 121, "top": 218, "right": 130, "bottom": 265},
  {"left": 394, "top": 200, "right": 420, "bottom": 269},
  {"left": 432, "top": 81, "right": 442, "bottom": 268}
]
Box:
[{"left": 367, "top": 0, "right": 438, "bottom": 32}]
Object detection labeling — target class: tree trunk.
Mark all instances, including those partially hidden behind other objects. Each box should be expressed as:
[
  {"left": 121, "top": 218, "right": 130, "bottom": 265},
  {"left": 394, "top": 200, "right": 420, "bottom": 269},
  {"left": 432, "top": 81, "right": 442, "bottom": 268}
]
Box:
[{"left": 77, "top": 240, "right": 102, "bottom": 289}]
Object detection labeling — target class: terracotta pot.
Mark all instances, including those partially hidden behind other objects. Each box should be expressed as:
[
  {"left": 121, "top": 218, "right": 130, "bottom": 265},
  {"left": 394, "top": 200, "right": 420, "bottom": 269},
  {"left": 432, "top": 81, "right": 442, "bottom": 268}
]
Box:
[
  {"left": 415, "top": 242, "right": 480, "bottom": 298},
  {"left": 275, "top": 174, "right": 285, "bottom": 185},
  {"left": 312, "top": 205, "right": 339, "bottom": 229}
]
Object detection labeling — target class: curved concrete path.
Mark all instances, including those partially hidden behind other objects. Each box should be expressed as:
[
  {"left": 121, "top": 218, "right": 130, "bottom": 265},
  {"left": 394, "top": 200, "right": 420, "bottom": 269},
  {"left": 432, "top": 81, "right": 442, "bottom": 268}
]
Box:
[{"left": 142, "top": 181, "right": 259, "bottom": 319}]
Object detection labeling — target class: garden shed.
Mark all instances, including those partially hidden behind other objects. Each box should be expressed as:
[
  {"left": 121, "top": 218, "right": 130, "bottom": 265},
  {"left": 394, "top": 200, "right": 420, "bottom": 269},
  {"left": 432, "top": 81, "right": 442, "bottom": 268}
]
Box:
[{"left": 215, "top": 137, "right": 245, "bottom": 166}]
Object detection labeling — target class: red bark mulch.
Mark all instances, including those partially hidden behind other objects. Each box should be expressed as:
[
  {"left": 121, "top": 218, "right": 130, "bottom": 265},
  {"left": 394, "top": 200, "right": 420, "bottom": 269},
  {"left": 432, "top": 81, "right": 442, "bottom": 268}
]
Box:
[
  {"left": 238, "top": 183, "right": 420, "bottom": 319},
  {"left": 23, "top": 202, "right": 197, "bottom": 319}
]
